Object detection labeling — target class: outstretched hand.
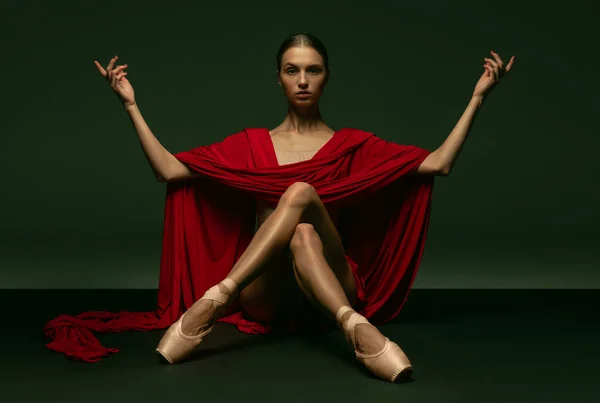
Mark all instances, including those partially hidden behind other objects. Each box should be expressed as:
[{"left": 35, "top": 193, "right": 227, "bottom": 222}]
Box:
[
  {"left": 472, "top": 50, "right": 515, "bottom": 99},
  {"left": 93, "top": 56, "right": 136, "bottom": 107}
]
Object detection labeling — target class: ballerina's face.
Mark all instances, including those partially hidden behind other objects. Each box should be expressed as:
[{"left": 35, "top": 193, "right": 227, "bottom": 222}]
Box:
[{"left": 277, "top": 46, "right": 328, "bottom": 107}]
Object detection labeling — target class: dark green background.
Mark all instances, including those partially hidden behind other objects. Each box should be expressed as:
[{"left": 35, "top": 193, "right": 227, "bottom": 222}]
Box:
[{"left": 1, "top": 0, "right": 597, "bottom": 288}]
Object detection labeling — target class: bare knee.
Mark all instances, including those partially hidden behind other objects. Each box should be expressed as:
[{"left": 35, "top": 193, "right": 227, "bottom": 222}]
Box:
[
  {"left": 289, "top": 223, "right": 322, "bottom": 255},
  {"left": 280, "top": 182, "right": 318, "bottom": 210}
]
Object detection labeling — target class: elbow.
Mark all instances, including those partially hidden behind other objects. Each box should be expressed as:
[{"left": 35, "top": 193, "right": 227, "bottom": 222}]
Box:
[
  {"left": 156, "top": 164, "right": 175, "bottom": 182},
  {"left": 156, "top": 172, "right": 170, "bottom": 183},
  {"left": 438, "top": 164, "right": 451, "bottom": 176}
]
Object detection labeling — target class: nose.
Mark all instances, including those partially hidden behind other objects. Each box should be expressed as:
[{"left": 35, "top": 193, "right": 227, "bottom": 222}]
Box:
[{"left": 298, "top": 73, "right": 309, "bottom": 87}]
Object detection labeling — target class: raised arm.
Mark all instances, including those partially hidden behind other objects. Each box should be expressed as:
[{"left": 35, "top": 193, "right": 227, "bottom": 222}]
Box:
[
  {"left": 94, "top": 55, "right": 199, "bottom": 183},
  {"left": 415, "top": 50, "right": 515, "bottom": 176},
  {"left": 124, "top": 103, "right": 199, "bottom": 182},
  {"left": 415, "top": 95, "right": 483, "bottom": 176}
]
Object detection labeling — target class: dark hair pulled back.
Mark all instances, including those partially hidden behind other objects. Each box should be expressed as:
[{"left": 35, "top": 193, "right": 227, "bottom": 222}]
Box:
[{"left": 276, "top": 33, "right": 329, "bottom": 75}]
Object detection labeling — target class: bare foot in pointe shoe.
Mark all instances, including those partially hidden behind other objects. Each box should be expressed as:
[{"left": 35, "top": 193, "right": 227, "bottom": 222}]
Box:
[
  {"left": 336, "top": 306, "right": 412, "bottom": 382},
  {"left": 340, "top": 311, "right": 387, "bottom": 355},
  {"left": 155, "top": 278, "right": 238, "bottom": 364},
  {"left": 181, "top": 283, "right": 231, "bottom": 335}
]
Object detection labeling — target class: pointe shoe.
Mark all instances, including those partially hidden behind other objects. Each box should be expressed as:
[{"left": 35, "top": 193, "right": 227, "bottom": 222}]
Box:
[
  {"left": 155, "top": 277, "right": 238, "bottom": 364},
  {"left": 335, "top": 305, "right": 413, "bottom": 383}
]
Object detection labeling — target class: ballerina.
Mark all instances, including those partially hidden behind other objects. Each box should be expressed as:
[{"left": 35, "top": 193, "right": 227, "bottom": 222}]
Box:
[{"left": 87, "top": 32, "right": 514, "bottom": 382}]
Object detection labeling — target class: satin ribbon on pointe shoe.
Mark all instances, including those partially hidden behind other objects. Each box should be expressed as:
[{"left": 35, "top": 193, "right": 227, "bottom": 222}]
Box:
[
  {"left": 336, "top": 305, "right": 412, "bottom": 382},
  {"left": 155, "top": 278, "right": 238, "bottom": 363}
]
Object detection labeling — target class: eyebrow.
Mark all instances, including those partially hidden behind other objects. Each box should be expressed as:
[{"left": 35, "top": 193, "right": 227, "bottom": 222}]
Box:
[{"left": 283, "top": 63, "right": 323, "bottom": 68}]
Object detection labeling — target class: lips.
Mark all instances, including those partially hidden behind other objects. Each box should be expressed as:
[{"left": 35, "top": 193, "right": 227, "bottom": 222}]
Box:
[{"left": 296, "top": 91, "right": 311, "bottom": 95}]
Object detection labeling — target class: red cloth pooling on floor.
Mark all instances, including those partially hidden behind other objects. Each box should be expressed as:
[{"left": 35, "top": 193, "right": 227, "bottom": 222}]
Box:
[{"left": 43, "top": 127, "right": 435, "bottom": 362}]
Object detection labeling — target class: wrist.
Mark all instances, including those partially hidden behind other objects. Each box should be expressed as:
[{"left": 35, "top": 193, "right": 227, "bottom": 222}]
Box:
[
  {"left": 470, "top": 94, "right": 485, "bottom": 108},
  {"left": 124, "top": 102, "right": 138, "bottom": 113}
]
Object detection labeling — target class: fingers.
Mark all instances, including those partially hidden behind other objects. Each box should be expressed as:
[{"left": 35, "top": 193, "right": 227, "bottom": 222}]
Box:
[
  {"left": 489, "top": 50, "right": 504, "bottom": 69},
  {"left": 484, "top": 57, "right": 499, "bottom": 70},
  {"left": 95, "top": 55, "right": 126, "bottom": 81},
  {"left": 106, "top": 55, "right": 118, "bottom": 72},
  {"left": 488, "top": 50, "right": 516, "bottom": 74},
  {"left": 109, "top": 64, "right": 128, "bottom": 87},
  {"left": 111, "top": 64, "right": 128, "bottom": 77},
  {"left": 93, "top": 60, "right": 107, "bottom": 76},
  {"left": 505, "top": 55, "right": 516, "bottom": 73},
  {"left": 484, "top": 55, "right": 502, "bottom": 81},
  {"left": 483, "top": 64, "right": 496, "bottom": 80},
  {"left": 112, "top": 71, "right": 128, "bottom": 87},
  {"left": 483, "top": 60, "right": 497, "bottom": 80}
]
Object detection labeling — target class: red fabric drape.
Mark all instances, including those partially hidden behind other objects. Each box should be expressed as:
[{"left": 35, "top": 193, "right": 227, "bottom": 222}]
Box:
[{"left": 43, "top": 127, "right": 435, "bottom": 362}]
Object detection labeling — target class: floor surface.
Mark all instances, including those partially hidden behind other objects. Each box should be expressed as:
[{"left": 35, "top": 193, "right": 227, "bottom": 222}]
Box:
[{"left": 2, "top": 289, "right": 599, "bottom": 403}]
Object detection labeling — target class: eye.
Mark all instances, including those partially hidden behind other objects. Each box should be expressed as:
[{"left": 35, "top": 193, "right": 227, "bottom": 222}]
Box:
[{"left": 285, "top": 67, "right": 321, "bottom": 74}]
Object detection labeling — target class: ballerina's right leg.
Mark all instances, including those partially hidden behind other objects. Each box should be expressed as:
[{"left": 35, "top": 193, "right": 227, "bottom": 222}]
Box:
[
  {"left": 155, "top": 182, "right": 340, "bottom": 363},
  {"left": 156, "top": 182, "right": 409, "bottom": 378},
  {"left": 180, "top": 183, "right": 387, "bottom": 357},
  {"left": 179, "top": 181, "right": 347, "bottom": 336}
]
